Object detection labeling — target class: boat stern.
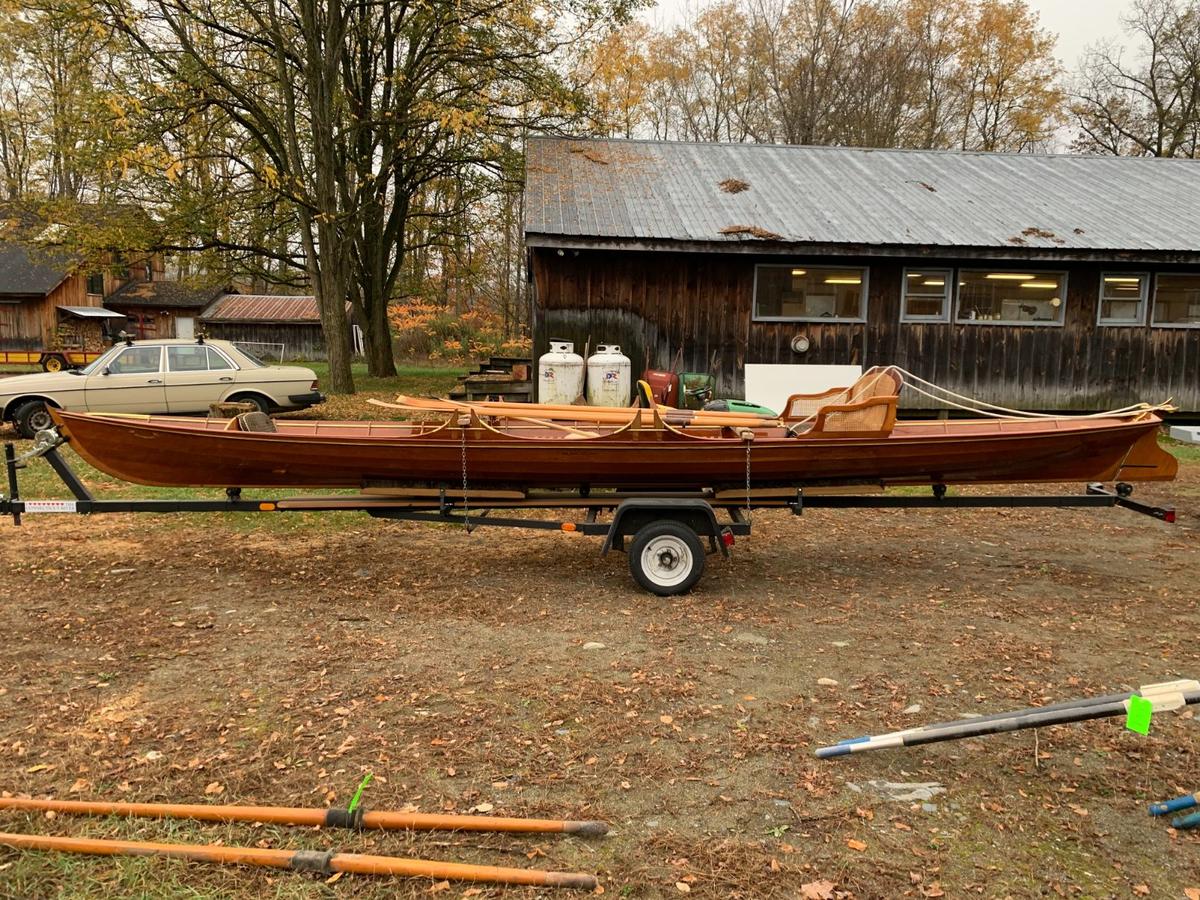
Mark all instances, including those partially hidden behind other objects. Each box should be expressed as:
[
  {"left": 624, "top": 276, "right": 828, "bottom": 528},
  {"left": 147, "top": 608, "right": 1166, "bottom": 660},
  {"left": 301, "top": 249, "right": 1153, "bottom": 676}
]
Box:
[{"left": 1115, "top": 425, "right": 1179, "bottom": 482}]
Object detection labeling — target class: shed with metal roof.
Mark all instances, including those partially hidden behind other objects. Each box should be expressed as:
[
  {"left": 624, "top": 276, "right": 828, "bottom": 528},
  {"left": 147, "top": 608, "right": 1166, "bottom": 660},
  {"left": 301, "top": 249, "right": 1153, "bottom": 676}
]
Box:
[
  {"left": 199, "top": 294, "right": 352, "bottom": 361},
  {"left": 524, "top": 137, "right": 1200, "bottom": 412}
]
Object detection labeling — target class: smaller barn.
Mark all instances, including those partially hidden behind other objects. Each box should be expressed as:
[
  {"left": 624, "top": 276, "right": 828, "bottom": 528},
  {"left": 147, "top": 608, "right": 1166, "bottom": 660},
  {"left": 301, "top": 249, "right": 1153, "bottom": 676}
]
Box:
[
  {"left": 106, "top": 279, "right": 228, "bottom": 340},
  {"left": 199, "top": 294, "right": 332, "bottom": 360},
  {"left": 0, "top": 240, "right": 124, "bottom": 352}
]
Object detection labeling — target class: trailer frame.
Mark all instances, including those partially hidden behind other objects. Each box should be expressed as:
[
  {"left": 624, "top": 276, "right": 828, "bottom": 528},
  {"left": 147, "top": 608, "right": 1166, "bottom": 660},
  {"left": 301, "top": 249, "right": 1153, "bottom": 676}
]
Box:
[{"left": 1, "top": 435, "right": 1177, "bottom": 596}]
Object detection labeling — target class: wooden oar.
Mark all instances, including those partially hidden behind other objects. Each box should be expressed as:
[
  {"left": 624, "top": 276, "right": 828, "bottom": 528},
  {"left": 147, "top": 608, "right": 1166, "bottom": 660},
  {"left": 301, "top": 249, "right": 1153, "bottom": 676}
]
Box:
[
  {"left": 366, "top": 400, "right": 600, "bottom": 438},
  {"left": 0, "top": 797, "right": 609, "bottom": 835},
  {"left": 816, "top": 679, "right": 1200, "bottom": 759},
  {"left": 0, "top": 831, "right": 597, "bottom": 889},
  {"left": 385, "top": 396, "right": 778, "bottom": 429}
]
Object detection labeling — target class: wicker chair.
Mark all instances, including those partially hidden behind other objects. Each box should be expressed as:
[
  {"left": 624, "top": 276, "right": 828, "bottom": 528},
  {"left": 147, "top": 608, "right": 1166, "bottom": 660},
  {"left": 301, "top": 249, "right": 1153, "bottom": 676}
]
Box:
[{"left": 784, "top": 367, "right": 902, "bottom": 437}]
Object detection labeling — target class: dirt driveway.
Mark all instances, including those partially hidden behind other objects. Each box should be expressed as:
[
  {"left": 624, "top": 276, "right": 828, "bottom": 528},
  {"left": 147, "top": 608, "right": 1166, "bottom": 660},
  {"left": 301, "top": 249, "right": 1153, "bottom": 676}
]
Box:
[{"left": 0, "top": 444, "right": 1197, "bottom": 898}]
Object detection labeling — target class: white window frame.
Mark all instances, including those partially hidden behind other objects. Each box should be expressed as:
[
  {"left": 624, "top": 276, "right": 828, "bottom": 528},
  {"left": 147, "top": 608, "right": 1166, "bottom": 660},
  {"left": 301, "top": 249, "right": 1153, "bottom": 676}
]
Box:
[
  {"left": 1097, "top": 272, "right": 1149, "bottom": 327},
  {"left": 1150, "top": 272, "right": 1200, "bottom": 329},
  {"left": 955, "top": 269, "right": 1069, "bottom": 327},
  {"left": 752, "top": 264, "right": 869, "bottom": 323},
  {"left": 900, "top": 267, "right": 953, "bottom": 323}
]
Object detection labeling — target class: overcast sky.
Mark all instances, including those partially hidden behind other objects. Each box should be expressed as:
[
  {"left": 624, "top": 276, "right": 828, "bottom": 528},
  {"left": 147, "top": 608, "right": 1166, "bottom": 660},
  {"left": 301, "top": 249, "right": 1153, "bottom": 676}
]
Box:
[
  {"left": 1031, "top": 0, "right": 1133, "bottom": 68},
  {"left": 644, "top": 0, "right": 1138, "bottom": 69}
]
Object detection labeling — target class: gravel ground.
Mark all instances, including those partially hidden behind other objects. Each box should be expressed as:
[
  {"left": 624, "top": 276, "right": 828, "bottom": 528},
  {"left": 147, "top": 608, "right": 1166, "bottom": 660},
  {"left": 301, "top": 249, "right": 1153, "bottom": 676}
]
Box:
[{"left": 0, "top": 431, "right": 1197, "bottom": 899}]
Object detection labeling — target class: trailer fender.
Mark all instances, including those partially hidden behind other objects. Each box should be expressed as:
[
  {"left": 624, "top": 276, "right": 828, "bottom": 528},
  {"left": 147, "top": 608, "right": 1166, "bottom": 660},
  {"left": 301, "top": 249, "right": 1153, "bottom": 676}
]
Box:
[{"left": 601, "top": 498, "right": 729, "bottom": 557}]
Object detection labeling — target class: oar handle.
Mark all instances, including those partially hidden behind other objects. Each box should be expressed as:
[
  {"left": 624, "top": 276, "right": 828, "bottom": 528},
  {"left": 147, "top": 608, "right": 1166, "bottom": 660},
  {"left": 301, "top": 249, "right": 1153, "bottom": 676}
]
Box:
[{"left": 1149, "top": 793, "right": 1197, "bottom": 816}]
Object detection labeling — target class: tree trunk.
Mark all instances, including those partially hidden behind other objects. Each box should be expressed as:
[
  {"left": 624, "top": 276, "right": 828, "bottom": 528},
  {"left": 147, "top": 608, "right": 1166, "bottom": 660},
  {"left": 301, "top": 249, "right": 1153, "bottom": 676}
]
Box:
[
  {"left": 364, "top": 289, "right": 396, "bottom": 376},
  {"left": 315, "top": 256, "right": 356, "bottom": 394}
]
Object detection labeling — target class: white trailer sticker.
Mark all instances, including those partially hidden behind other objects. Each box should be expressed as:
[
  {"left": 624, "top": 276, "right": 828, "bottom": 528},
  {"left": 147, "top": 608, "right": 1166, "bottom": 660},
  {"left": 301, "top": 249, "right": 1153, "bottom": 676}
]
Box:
[{"left": 22, "top": 500, "right": 78, "bottom": 514}]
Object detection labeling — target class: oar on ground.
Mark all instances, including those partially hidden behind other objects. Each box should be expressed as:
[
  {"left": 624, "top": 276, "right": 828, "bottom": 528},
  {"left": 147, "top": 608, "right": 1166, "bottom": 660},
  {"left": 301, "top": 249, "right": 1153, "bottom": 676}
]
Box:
[{"left": 815, "top": 679, "right": 1200, "bottom": 759}]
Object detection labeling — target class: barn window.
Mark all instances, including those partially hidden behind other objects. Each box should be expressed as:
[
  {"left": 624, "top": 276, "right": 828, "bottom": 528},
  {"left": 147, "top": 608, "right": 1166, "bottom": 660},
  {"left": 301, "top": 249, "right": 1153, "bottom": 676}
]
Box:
[
  {"left": 901, "top": 269, "right": 952, "bottom": 322},
  {"left": 1151, "top": 274, "right": 1200, "bottom": 327},
  {"left": 956, "top": 270, "right": 1066, "bottom": 325},
  {"left": 753, "top": 265, "right": 867, "bottom": 322},
  {"left": 1098, "top": 273, "right": 1148, "bottom": 326},
  {"left": 86, "top": 272, "right": 104, "bottom": 295}
]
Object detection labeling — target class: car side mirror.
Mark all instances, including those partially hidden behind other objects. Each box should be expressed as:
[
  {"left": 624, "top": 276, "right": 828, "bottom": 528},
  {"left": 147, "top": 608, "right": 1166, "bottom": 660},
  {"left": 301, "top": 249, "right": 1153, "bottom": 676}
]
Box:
[{"left": 101, "top": 366, "right": 111, "bottom": 376}]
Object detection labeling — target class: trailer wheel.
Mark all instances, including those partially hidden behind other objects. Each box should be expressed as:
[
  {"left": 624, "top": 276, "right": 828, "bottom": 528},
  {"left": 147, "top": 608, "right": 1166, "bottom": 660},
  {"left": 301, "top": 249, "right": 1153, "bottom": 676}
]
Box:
[
  {"left": 13, "top": 400, "right": 54, "bottom": 439},
  {"left": 41, "top": 354, "right": 67, "bottom": 372},
  {"left": 628, "top": 521, "right": 705, "bottom": 596}
]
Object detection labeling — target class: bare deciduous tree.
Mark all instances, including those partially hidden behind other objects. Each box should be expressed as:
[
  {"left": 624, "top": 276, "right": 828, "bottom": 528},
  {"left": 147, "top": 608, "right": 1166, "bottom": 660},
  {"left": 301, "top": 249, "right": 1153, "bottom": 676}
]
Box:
[{"left": 1073, "top": 0, "right": 1200, "bottom": 157}]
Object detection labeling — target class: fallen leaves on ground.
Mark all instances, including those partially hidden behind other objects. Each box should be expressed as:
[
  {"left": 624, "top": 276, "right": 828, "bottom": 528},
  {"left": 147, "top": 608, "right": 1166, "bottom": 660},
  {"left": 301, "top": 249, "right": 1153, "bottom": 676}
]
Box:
[{"left": 801, "top": 880, "right": 836, "bottom": 899}]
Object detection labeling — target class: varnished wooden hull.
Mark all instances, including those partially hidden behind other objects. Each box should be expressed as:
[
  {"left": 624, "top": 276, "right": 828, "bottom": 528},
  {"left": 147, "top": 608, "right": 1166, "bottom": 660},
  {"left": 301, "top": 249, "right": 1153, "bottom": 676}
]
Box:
[{"left": 49, "top": 409, "right": 1177, "bottom": 490}]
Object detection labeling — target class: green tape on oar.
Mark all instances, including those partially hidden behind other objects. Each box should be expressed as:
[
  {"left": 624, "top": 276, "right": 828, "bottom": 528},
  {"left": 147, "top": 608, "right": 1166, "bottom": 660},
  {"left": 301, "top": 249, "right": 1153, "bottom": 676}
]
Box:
[
  {"left": 348, "top": 773, "right": 373, "bottom": 814},
  {"left": 1126, "top": 695, "right": 1152, "bottom": 734}
]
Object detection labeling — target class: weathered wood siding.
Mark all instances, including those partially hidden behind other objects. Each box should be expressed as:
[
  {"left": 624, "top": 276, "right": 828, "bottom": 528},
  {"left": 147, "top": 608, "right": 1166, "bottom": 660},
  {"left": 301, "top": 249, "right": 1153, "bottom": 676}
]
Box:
[
  {"left": 532, "top": 248, "right": 1200, "bottom": 412},
  {"left": 0, "top": 274, "right": 100, "bottom": 348},
  {"left": 0, "top": 297, "right": 47, "bottom": 347},
  {"left": 201, "top": 322, "right": 330, "bottom": 361}
]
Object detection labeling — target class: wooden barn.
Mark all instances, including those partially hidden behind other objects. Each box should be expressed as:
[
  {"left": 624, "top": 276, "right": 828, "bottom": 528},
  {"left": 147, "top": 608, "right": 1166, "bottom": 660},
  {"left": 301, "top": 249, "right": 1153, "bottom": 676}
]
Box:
[
  {"left": 0, "top": 239, "right": 125, "bottom": 352},
  {"left": 106, "top": 279, "right": 227, "bottom": 341},
  {"left": 524, "top": 138, "right": 1200, "bottom": 413},
  {"left": 199, "top": 294, "right": 350, "bottom": 361}
]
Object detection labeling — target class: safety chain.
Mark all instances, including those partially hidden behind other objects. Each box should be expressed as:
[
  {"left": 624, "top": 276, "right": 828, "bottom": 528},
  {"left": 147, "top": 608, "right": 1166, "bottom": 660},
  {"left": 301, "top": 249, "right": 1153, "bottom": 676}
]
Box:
[
  {"left": 460, "top": 422, "right": 470, "bottom": 531},
  {"left": 744, "top": 437, "right": 752, "bottom": 525}
]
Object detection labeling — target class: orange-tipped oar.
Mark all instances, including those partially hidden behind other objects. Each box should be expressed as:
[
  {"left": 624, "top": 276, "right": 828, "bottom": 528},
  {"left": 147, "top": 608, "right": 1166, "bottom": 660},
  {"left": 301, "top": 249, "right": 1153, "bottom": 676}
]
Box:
[
  {"left": 380, "top": 396, "right": 779, "bottom": 429},
  {"left": 0, "top": 831, "right": 597, "bottom": 889},
  {"left": 0, "top": 797, "right": 608, "bottom": 836}
]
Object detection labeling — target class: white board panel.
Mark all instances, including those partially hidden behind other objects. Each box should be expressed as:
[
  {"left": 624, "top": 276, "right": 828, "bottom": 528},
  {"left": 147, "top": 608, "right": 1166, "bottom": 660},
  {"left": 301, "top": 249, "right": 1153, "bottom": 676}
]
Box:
[
  {"left": 744, "top": 364, "right": 862, "bottom": 415},
  {"left": 1169, "top": 425, "right": 1200, "bottom": 445}
]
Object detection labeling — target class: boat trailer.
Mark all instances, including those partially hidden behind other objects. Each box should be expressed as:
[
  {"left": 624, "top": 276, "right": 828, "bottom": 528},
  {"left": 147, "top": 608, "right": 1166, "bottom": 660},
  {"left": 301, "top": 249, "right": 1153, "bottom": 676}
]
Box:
[{"left": 2, "top": 434, "right": 1176, "bottom": 596}]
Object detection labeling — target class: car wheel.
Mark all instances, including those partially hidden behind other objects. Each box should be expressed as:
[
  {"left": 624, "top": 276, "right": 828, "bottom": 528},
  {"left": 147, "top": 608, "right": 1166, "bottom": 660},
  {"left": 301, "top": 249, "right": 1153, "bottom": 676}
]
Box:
[
  {"left": 13, "top": 400, "right": 54, "bottom": 439},
  {"left": 229, "top": 393, "right": 272, "bottom": 414}
]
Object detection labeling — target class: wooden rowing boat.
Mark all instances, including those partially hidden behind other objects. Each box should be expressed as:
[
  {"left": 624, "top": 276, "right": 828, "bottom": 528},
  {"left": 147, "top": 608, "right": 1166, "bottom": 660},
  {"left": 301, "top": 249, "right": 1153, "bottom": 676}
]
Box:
[{"left": 47, "top": 403, "right": 1176, "bottom": 491}]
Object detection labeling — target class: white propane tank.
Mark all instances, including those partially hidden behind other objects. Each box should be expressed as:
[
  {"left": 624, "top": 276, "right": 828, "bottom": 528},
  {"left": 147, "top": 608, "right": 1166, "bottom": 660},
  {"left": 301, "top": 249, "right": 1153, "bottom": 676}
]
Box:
[
  {"left": 586, "top": 344, "right": 632, "bottom": 407},
  {"left": 538, "top": 340, "right": 585, "bottom": 405}
]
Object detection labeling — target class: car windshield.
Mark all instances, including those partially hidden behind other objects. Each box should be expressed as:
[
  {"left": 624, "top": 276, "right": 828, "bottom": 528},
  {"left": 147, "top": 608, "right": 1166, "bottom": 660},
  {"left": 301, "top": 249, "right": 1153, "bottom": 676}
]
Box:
[{"left": 75, "top": 345, "right": 125, "bottom": 375}]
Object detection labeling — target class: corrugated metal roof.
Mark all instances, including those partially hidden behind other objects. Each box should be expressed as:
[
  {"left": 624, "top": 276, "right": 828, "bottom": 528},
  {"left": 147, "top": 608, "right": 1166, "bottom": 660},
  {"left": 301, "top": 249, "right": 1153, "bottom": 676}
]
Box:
[
  {"left": 57, "top": 306, "right": 126, "bottom": 318},
  {"left": 524, "top": 138, "right": 1200, "bottom": 254},
  {"left": 201, "top": 294, "right": 320, "bottom": 323}
]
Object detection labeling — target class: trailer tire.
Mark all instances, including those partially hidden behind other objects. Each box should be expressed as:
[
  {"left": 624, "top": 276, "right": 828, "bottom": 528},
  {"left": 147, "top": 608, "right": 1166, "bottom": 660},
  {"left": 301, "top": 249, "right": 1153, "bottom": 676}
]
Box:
[
  {"left": 41, "top": 354, "right": 67, "bottom": 373},
  {"left": 13, "top": 400, "right": 54, "bottom": 439},
  {"left": 628, "top": 521, "right": 705, "bottom": 596}
]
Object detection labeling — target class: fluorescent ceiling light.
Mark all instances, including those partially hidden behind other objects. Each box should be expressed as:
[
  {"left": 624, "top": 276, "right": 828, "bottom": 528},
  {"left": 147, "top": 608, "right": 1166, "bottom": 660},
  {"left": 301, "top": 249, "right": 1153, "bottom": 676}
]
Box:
[
  {"left": 791, "top": 269, "right": 807, "bottom": 276},
  {"left": 825, "top": 278, "right": 861, "bottom": 285},
  {"left": 922, "top": 280, "right": 945, "bottom": 287},
  {"left": 1021, "top": 281, "right": 1059, "bottom": 289},
  {"left": 986, "top": 274, "right": 1036, "bottom": 281},
  {"left": 907, "top": 272, "right": 923, "bottom": 278},
  {"left": 1104, "top": 277, "right": 1142, "bottom": 284}
]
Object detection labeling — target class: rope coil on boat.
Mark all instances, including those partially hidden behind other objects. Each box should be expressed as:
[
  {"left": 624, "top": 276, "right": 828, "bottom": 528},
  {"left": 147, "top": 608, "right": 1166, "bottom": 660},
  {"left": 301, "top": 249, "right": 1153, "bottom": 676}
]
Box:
[{"left": 880, "top": 365, "right": 1172, "bottom": 420}]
